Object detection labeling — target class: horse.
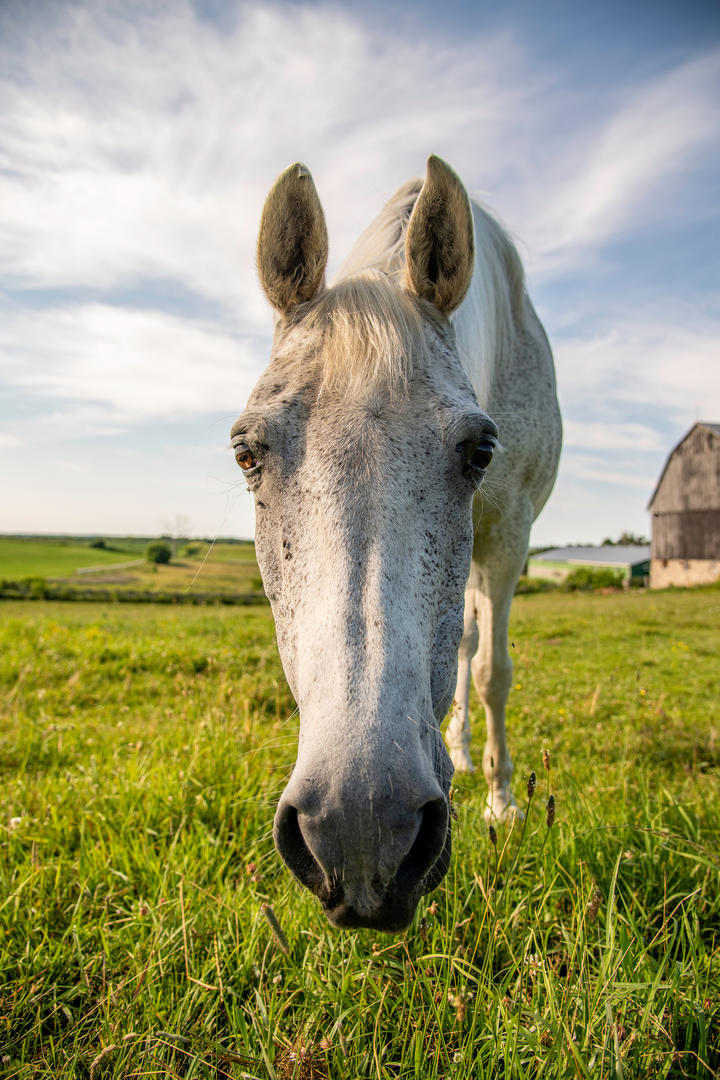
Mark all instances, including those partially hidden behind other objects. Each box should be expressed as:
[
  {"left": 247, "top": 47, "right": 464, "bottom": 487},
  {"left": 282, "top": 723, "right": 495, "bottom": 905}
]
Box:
[{"left": 231, "top": 156, "right": 561, "bottom": 932}]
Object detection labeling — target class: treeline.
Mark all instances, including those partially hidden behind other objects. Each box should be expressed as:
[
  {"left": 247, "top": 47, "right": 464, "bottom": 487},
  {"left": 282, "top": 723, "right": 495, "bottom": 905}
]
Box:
[
  {"left": 2, "top": 567, "right": 630, "bottom": 604},
  {"left": 0, "top": 578, "right": 268, "bottom": 606}
]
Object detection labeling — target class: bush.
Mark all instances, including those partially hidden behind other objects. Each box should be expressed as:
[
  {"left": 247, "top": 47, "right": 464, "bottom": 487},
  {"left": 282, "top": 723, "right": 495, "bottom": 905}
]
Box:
[
  {"left": 561, "top": 566, "right": 624, "bottom": 591},
  {"left": 181, "top": 542, "right": 204, "bottom": 557},
  {"left": 28, "top": 577, "right": 48, "bottom": 599},
  {"left": 146, "top": 541, "right": 172, "bottom": 565},
  {"left": 89, "top": 539, "right": 106, "bottom": 549},
  {"left": 515, "top": 575, "right": 558, "bottom": 595}
]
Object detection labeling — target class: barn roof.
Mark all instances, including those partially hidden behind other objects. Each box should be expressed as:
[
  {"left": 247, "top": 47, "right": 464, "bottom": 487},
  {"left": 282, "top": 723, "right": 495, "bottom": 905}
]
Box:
[
  {"left": 647, "top": 421, "right": 720, "bottom": 509},
  {"left": 530, "top": 545, "right": 650, "bottom": 567}
]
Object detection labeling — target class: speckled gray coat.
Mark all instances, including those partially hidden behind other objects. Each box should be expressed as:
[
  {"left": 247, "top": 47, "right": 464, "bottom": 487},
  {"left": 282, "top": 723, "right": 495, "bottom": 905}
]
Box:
[{"left": 231, "top": 156, "right": 561, "bottom": 931}]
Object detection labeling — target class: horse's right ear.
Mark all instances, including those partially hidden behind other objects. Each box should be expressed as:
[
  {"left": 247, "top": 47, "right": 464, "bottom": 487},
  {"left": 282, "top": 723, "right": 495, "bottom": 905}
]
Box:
[
  {"left": 257, "top": 163, "right": 329, "bottom": 314},
  {"left": 405, "top": 155, "right": 475, "bottom": 315}
]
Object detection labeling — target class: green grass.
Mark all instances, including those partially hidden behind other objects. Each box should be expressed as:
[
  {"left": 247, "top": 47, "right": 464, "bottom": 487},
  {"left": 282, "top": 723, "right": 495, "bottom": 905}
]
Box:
[
  {"left": 0, "top": 537, "right": 263, "bottom": 597},
  {"left": 0, "top": 539, "right": 141, "bottom": 579},
  {"left": 210, "top": 543, "right": 262, "bottom": 565},
  {"left": 1, "top": 589, "right": 718, "bottom": 1078}
]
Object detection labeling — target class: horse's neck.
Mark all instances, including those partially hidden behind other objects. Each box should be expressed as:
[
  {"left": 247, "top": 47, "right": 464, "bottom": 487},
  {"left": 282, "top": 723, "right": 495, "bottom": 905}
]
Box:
[
  {"left": 451, "top": 202, "right": 525, "bottom": 412},
  {"left": 335, "top": 179, "right": 421, "bottom": 284}
]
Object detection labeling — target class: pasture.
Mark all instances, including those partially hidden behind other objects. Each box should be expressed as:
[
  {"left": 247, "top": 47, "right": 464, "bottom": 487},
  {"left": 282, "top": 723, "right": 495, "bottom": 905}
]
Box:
[
  {"left": 0, "top": 539, "right": 142, "bottom": 580},
  {"left": 1, "top": 588, "right": 718, "bottom": 1078},
  {"left": 0, "top": 538, "right": 263, "bottom": 599}
]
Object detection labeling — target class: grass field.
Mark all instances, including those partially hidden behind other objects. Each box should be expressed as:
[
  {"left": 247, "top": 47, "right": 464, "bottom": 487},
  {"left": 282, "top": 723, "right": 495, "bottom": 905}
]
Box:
[
  {"left": 0, "top": 537, "right": 262, "bottom": 597},
  {"left": 1, "top": 588, "right": 719, "bottom": 1078},
  {"left": 0, "top": 539, "right": 142, "bottom": 579}
]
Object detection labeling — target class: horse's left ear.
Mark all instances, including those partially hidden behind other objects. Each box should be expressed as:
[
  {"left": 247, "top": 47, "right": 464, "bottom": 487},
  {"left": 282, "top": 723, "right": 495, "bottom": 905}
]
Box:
[
  {"left": 405, "top": 155, "right": 475, "bottom": 315},
  {"left": 257, "top": 163, "right": 329, "bottom": 314}
]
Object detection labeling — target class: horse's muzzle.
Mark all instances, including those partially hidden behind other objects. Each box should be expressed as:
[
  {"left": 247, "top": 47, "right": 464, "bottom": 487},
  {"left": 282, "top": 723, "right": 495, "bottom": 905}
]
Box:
[{"left": 273, "top": 794, "right": 451, "bottom": 932}]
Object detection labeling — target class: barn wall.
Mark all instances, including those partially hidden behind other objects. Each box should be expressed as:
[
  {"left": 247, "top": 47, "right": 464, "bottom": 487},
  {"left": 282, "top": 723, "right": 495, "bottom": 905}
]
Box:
[
  {"left": 651, "top": 509, "right": 720, "bottom": 560},
  {"left": 650, "top": 558, "right": 720, "bottom": 589},
  {"left": 650, "top": 426, "right": 720, "bottom": 514}
]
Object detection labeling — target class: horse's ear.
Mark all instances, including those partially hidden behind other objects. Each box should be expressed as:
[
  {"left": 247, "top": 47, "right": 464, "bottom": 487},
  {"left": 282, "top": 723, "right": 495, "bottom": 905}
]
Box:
[
  {"left": 405, "top": 155, "right": 475, "bottom": 315},
  {"left": 257, "top": 163, "right": 328, "bottom": 314}
]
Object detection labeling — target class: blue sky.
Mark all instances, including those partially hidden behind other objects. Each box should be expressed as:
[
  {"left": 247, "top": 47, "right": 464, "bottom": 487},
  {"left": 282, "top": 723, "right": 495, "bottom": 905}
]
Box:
[{"left": 1, "top": 0, "right": 718, "bottom": 544}]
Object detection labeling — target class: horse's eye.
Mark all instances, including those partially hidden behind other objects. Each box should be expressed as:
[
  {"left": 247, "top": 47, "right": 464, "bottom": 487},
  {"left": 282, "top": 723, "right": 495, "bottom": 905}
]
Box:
[
  {"left": 456, "top": 439, "right": 495, "bottom": 471},
  {"left": 470, "top": 440, "right": 494, "bottom": 471},
  {"left": 234, "top": 442, "right": 257, "bottom": 470}
]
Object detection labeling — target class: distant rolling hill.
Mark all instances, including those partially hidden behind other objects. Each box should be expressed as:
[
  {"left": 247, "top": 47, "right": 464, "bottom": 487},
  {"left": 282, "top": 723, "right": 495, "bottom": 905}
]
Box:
[{"left": 0, "top": 536, "right": 264, "bottom": 601}]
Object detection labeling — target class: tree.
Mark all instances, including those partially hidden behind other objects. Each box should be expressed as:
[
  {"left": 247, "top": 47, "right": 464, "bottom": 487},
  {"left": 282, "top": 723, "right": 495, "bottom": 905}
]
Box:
[
  {"left": 161, "top": 513, "right": 192, "bottom": 557},
  {"left": 602, "top": 531, "right": 649, "bottom": 547},
  {"left": 617, "top": 531, "right": 649, "bottom": 546},
  {"left": 146, "top": 540, "right": 172, "bottom": 565}
]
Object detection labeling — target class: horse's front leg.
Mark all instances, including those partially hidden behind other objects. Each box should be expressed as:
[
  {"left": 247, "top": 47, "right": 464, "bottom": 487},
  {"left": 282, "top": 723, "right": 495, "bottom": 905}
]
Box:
[
  {"left": 472, "top": 583, "right": 519, "bottom": 821},
  {"left": 445, "top": 589, "right": 479, "bottom": 773}
]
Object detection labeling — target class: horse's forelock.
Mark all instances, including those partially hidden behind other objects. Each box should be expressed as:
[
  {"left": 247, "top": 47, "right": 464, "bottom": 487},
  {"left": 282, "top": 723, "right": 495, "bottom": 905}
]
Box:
[{"left": 296, "top": 273, "right": 433, "bottom": 397}]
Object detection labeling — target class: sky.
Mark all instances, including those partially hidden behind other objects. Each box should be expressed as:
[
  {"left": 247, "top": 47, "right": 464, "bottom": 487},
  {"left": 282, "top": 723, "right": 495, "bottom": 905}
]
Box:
[{"left": 0, "top": 0, "right": 718, "bottom": 546}]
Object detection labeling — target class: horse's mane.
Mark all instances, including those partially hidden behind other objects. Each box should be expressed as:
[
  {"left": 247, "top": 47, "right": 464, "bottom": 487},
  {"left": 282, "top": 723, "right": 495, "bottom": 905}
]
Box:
[{"left": 292, "top": 177, "right": 526, "bottom": 401}]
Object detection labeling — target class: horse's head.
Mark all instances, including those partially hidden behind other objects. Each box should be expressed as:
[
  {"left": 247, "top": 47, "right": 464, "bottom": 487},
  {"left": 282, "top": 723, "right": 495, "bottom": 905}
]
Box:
[{"left": 232, "top": 157, "right": 497, "bottom": 931}]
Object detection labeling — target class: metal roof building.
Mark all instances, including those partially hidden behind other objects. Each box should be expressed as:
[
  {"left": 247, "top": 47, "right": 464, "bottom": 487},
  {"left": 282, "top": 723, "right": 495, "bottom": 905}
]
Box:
[{"left": 528, "top": 545, "right": 650, "bottom": 583}]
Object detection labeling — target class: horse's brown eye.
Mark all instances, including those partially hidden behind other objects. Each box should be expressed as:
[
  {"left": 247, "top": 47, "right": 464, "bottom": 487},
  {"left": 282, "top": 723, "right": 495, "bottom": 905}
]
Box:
[{"left": 234, "top": 442, "right": 257, "bottom": 470}]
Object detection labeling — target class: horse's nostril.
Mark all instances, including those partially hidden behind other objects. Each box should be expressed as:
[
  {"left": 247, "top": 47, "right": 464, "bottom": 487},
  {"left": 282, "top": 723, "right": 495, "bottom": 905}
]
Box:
[
  {"left": 273, "top": 802, "right": 326, "bottom": 894},
  {"left": 394, "top": 797, "right": 449, "bottom": 895}
]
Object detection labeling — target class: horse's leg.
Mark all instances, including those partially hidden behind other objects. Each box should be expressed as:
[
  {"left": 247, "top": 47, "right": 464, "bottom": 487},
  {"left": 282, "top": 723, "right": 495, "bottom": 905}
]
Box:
[
  {"left": 472, "top": 574, "right": 519, "bottom": 820},
  {"left": 470, "top": 530, "right": 532, "bottom": 820},
  {"left": 445, "top": 590, "right": 479, "bottom": 772}
]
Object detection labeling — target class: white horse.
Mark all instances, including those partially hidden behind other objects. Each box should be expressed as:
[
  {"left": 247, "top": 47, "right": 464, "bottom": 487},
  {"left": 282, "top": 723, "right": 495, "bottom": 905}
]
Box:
[{"left": 232, "top": 156, "right": 561, "bottom": 931}]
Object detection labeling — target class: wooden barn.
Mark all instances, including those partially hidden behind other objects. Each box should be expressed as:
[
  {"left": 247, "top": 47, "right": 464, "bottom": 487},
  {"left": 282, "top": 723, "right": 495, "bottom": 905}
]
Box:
[{"left": 647, "top": 422, "right": 720, "bottom": 588}]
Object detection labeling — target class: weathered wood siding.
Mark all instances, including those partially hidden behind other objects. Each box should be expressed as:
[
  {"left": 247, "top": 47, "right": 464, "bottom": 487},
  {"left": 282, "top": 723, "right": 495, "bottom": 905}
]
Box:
[
  {"left": 651, "top": 509, "right": 720, "bottom": 559},
  {"left": 649, "top": 424, "right": 720, "bottom": 563},
  {"left": 650, "top": 425, "right": 720, "bottom": 513}
]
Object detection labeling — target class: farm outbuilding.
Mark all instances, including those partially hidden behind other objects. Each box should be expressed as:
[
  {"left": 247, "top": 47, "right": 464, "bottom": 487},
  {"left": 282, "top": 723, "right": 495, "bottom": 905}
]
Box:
[
  {"left": 527, "top": 545, "right": 650, "bottom": 584},
  {"left": 648, "top": 422, "right": 720, "bottom": 588}
]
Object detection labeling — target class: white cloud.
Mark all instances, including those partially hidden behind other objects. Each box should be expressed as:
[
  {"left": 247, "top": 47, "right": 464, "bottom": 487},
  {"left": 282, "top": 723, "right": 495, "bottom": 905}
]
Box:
[
  {"left": 0, "top": 432, "right": 23, "bottom": 448},
  {"left": 1, "top": 3, "right": 716, "bottom": 327},
  {"left": 561, "top": 420, "right": 666, "bottom": 453},
  {"left": 535, "top": 310, "right": 720, "bottom": 544},
  {"left": 558, "top": 455, "right": 654, "bottom": 490},
  {"left": 519, "top": 51, "right": 720, "bottom": 276},
  {"left": 531, "top": 469, "right": 654, "bottom": 547},
  {"left": 0, "top": 1, "right": 537, "bottom": 322},
  {"left": 0, "top": 302, "right": 262, "bottom": 427},
  {"left": 0, "top": 0, "right": 717, "bottom": 540},
  {"left": 554, "top": 312, "right": 720, "bottom": 424}
]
